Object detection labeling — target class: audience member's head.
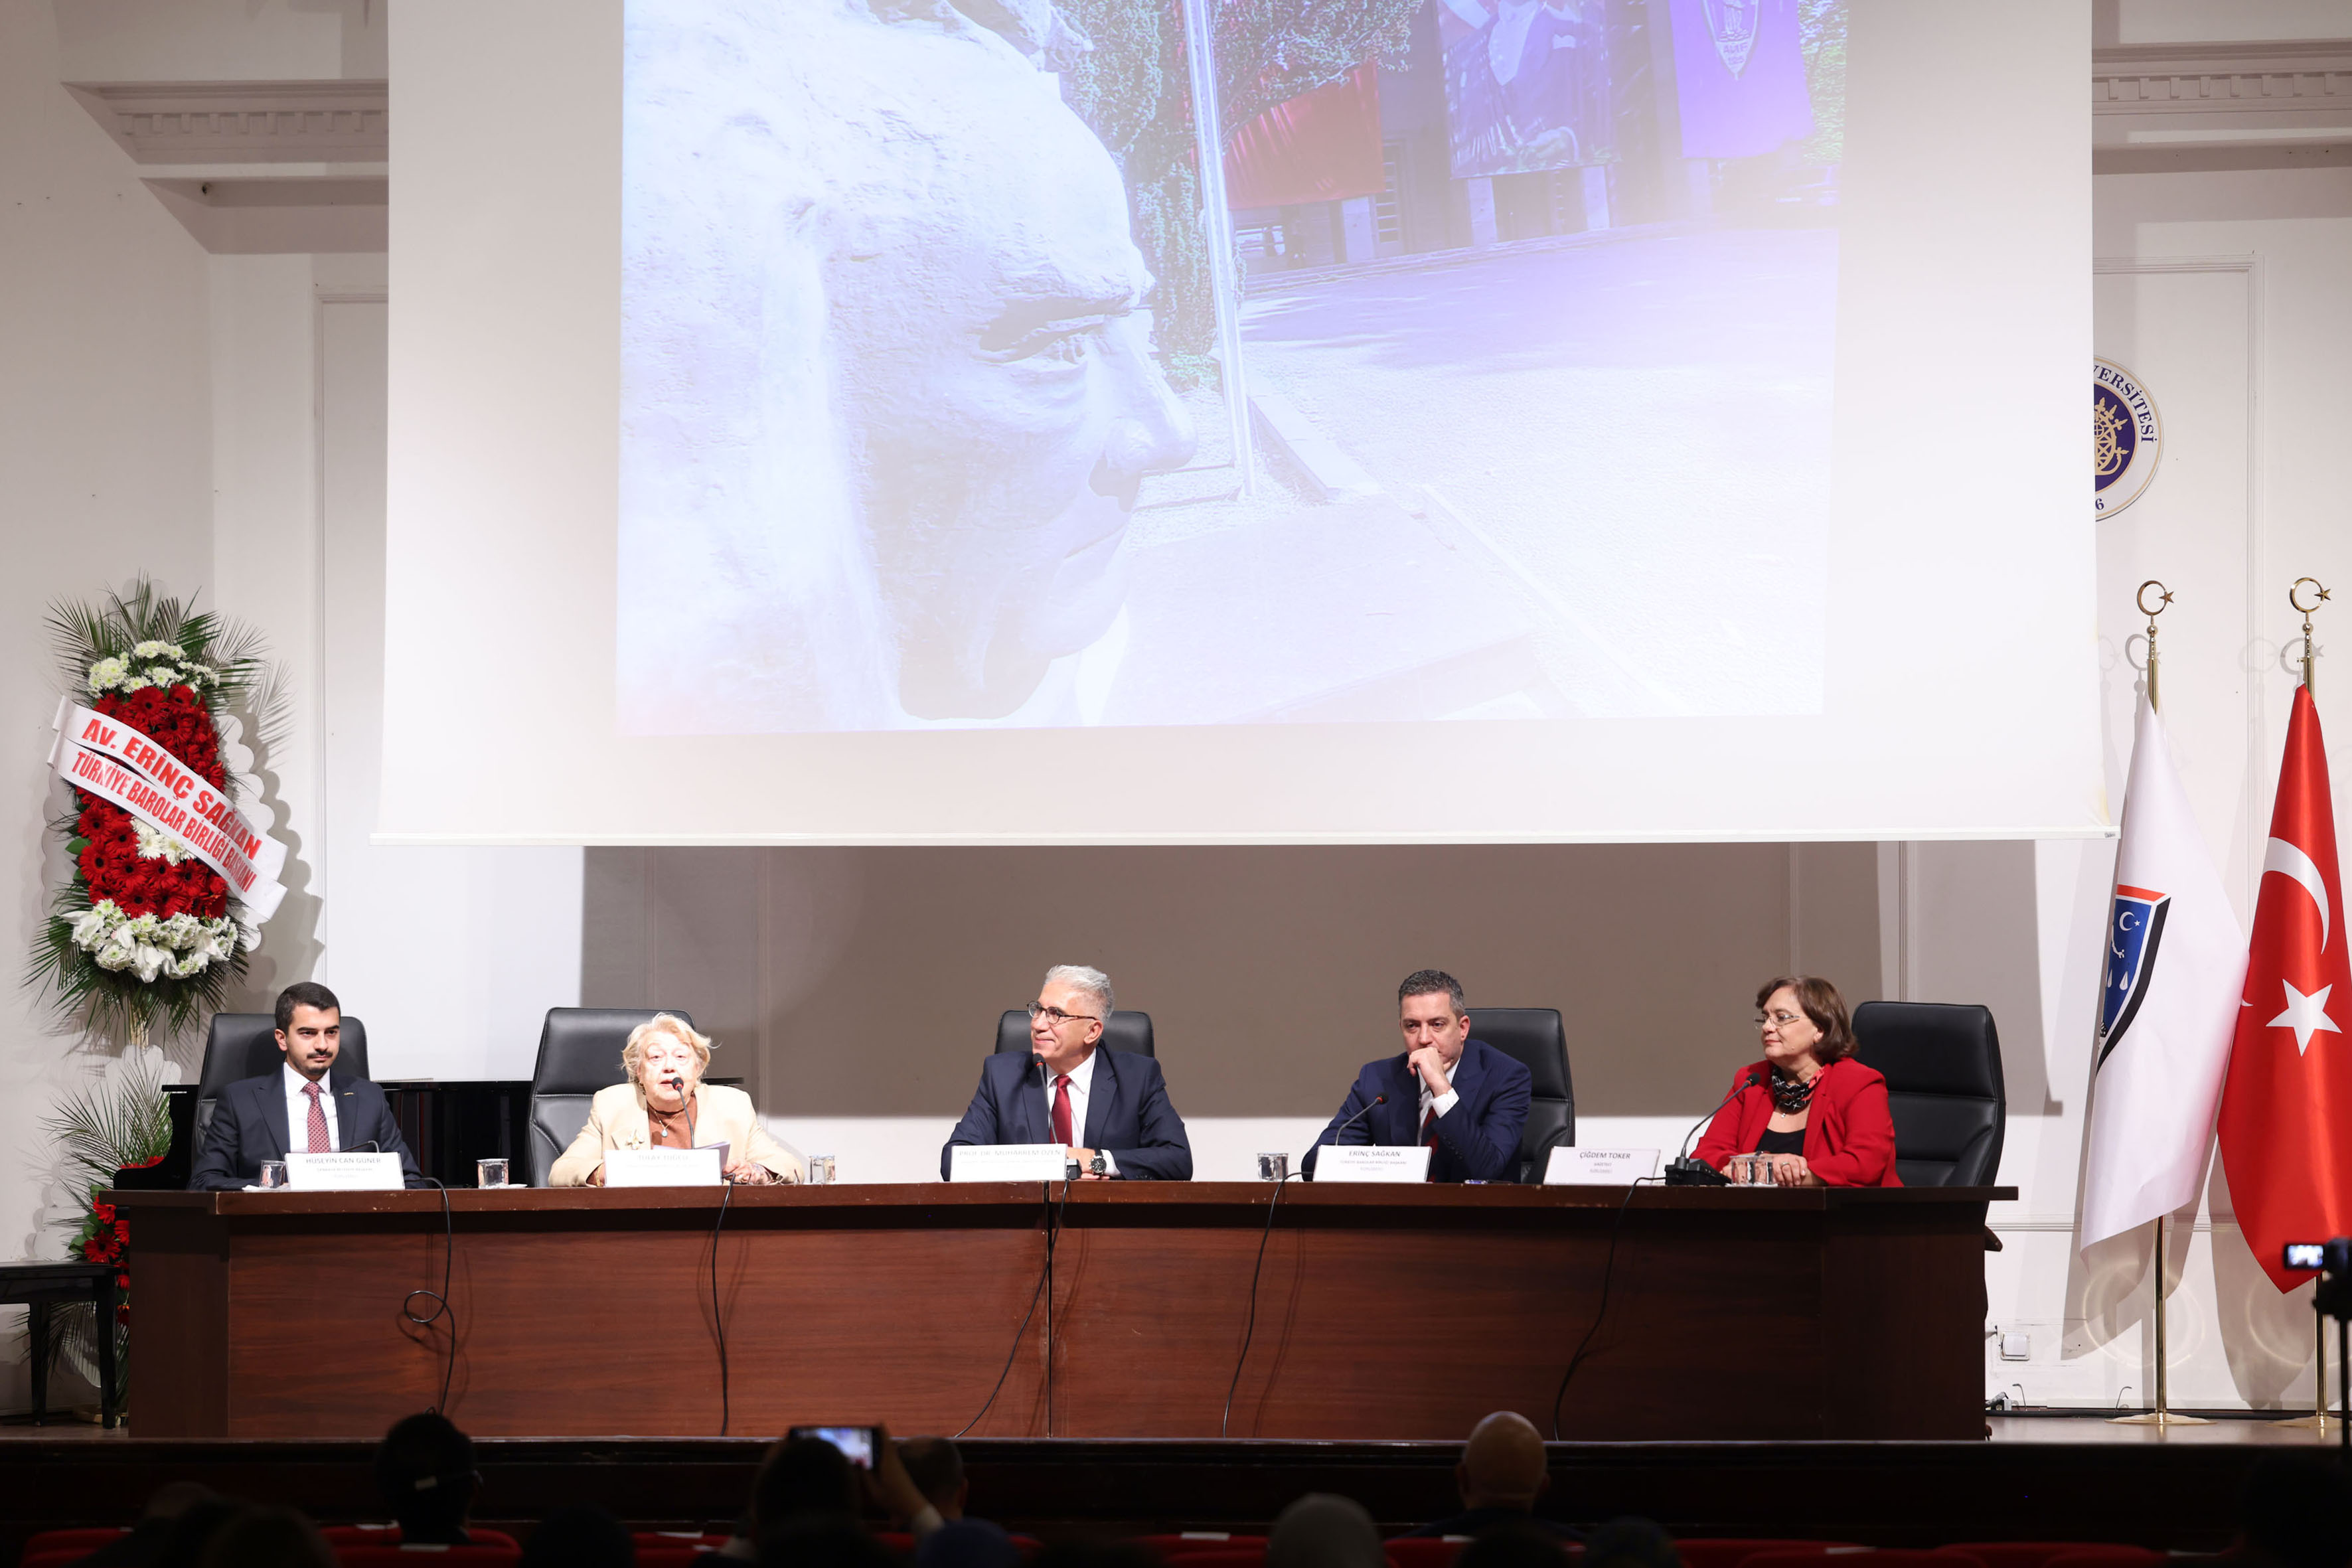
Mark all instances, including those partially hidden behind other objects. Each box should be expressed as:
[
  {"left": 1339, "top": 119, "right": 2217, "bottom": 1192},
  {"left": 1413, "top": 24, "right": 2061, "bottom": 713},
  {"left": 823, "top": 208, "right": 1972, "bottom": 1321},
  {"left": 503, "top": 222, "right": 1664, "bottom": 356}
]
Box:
[
  {"left": 375, "top": 1411, "right": 478, "bottom": 1543},
  {"left": 1457, "top": 1522, "right": 1573, "bottom": 1568},
  {"left": 1269, "top": 1494, "right": 1385, "bottom": 1568},
  {"left": 753, "top": 1435, "right": 863, "bottom": 1535},
  {"left": 520, "top": 1504, "right": 637, "bottom": 1568},
  {"left": 899, "top": 1436, "right": 969, "bottom": 1521},
  {"left": 1457, "top": 1411, "right": 1549, "bottom": 1512},
  {"left": 139, "top": 1482, "right": 220, "bottom": 1524},
  {"left": 917, "top": 1520, "right": 1020, "bottom": 1568},
  {"left": 2237, "top": 1452, "right": 2352, "bottom": 1568},
  {"left": 759, "top": 1522, "right": 905, "bottom": 1568},
  {"left": 1581, "top": 1518, "right": 1682, "bottom": 1568},
  {"left": 193, "top": 1506, "right": 335, "bottom": 1568},
  {"left": 153, "top": 1498, "right": 248, "bottom": 1568}
]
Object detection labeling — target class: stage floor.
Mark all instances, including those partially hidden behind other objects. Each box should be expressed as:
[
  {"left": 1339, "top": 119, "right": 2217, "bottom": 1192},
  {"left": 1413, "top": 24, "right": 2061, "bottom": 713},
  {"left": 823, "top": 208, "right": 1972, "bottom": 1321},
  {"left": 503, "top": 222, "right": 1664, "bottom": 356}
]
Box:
[{"left": 1, "top": 1413, "right": 2344, "bottom": 1558}]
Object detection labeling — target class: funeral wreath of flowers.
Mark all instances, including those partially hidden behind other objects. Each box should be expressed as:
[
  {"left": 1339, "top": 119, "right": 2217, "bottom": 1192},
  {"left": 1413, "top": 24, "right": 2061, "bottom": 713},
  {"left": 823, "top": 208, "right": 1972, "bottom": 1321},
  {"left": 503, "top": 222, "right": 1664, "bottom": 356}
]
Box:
[{"left": 27, "top": 580, "right": 283, "bottom": 1040}]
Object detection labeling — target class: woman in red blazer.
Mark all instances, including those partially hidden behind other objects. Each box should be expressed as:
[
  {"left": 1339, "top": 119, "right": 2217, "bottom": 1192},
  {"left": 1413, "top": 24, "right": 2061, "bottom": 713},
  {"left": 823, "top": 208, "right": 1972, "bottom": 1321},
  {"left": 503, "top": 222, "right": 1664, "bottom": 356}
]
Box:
[{"left": 1693, "top": 975, "right": 1901, "bottom": 1187}]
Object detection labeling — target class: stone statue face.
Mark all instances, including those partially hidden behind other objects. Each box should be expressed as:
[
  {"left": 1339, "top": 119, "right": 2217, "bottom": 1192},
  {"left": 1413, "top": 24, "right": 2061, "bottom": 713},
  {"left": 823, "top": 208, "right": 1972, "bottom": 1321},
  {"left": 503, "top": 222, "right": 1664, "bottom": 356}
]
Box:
[{"left": 822, "top": 52, "right": 1198, "bottom": 720}]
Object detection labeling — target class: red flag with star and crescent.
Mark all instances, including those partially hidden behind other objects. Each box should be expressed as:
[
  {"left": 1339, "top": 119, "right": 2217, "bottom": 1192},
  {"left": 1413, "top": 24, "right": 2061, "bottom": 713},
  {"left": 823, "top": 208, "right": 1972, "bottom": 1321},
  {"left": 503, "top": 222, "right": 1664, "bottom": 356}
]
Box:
[{"left": 2217, "top": 683, "right": 2352, "bottom": 1293}]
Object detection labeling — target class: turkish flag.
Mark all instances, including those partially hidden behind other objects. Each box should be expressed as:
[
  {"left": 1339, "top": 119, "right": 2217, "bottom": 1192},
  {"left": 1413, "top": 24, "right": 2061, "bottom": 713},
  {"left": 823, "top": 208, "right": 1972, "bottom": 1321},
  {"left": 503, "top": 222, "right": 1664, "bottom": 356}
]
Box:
[{"left": 2217, "top": 682, "right": 2352, "bottom": 1292}]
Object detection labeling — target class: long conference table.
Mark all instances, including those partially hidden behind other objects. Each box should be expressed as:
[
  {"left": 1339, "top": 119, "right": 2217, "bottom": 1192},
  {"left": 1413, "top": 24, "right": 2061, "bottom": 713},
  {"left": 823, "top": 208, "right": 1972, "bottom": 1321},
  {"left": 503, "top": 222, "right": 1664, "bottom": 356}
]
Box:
[{"left": 114, "top": 1182, "right": 2011, "bottom": 1442}]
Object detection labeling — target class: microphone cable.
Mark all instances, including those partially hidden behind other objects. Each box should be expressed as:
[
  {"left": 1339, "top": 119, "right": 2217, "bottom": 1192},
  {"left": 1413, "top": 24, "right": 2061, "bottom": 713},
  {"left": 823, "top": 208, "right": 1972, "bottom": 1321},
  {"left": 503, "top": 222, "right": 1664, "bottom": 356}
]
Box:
[
  {"left": 398, "top": 1176, "right": 457, "bottom": 1415},
  {"left": 1549, "top": 1174, "right": 1660, "bottom": 1439},
  {"left": 710, "top": 1172, "right": 736, "bottom": 1436},
  {"left": 955, "top": 1174, "right": 1070, "bottom": 1439},
  {"left": 1221, "top": 1168, "right": 1295, "bottom": 1437}
]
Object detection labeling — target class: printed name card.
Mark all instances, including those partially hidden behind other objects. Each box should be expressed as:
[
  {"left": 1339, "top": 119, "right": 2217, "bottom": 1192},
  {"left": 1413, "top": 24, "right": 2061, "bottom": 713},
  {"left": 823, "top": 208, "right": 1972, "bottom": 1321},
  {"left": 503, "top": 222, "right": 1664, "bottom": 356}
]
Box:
[
  {"left": 949, "top": 1144, "right": 1069, "bottom": 1182},
  {"left": 1543, "top": 1146, "right": 1661, "bottom": 1185},
  {"left": 283, "top": 1152, "right": 405, "bottom": 1190},
  {"left": 605, "top": 1146, "right": 723, "bottom": 1188},
  {"left": 1315, "top": 1144, "right": 1433, "bottom": 1183}
]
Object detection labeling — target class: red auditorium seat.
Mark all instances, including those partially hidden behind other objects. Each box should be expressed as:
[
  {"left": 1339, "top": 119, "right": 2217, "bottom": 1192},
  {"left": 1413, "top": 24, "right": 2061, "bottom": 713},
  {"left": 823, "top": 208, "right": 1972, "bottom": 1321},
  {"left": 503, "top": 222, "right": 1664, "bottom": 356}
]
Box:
[
  {"left": 25, "top": 1549, "right": 110, "bottom": 1568},
  {"left": 23, "top": 1528, "right": 131, "bottom": 1557},
  {"left": 1674, "top": 1541, "right": 1866, "bottom": 1568},
  {"left": 1165, "top": 1551, "right": 1267, "bottom": 1568},
  {"left": 2042, "top": 1551, "right": 2164, "bottom": 1568},
  {"left": 323, "top": 1526, "right": 524, "bottom": 1550},
  {"left": 878, "top": 1533, "right": 917, "bottom": 1553},
  {"left": 1386, "top": 1539, "right": 1468, "bottom": 1568},
  {"left": 1140, "top": 1534, "right": 1271, "bottom": 1560},
  {"left": 334, "top": 1547, "right": 522, "bottom": 1567},
  {"left": 1743, "top": 1551, "right": 1986, "bottom": 1568},
  {"left": 633, "top": 1531, "right": 734, "bottom": 1551},
  {"left": 638, "top": 1547, "right": 720, "bottom": 1568},
  {"left": 1948, "top": 1545, "right": 2156, "bottom": 1568}
]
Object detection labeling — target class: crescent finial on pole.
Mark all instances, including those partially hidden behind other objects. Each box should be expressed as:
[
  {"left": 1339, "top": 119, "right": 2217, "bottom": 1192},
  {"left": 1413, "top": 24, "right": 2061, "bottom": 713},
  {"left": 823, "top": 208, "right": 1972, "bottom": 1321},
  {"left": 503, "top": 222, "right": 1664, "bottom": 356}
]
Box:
[{"left": 2290, "top": 578, "right": 2329, "bottom": 694}]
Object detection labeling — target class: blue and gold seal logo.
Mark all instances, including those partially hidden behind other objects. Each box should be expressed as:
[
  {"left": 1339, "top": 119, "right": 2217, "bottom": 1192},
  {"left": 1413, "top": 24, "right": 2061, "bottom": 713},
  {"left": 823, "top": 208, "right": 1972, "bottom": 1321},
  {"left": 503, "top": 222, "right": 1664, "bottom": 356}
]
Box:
[{"left": 2094, "top": 358, "right": 2161, "bottom": 518}]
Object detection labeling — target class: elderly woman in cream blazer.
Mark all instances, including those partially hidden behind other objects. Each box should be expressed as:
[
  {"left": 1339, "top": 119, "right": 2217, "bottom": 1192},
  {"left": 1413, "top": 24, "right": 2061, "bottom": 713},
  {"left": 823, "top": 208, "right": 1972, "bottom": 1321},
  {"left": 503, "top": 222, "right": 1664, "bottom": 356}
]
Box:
[{"left": 550, "top": 1013, "right": 803, "bottom": 1186}]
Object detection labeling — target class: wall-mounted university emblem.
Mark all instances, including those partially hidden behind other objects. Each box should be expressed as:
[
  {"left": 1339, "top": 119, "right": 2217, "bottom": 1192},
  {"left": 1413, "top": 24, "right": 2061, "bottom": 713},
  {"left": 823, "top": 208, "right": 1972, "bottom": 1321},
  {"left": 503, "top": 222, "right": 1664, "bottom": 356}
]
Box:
[
  {"left": 2098, "top": 884, "right": 2171, "bottom": 1067},
  {"left": 1701, "top": 0, "right": 1762, "bottom": 76},
  {"left": 2094, "top": 358, "right": 2162, "bottom": 518}
]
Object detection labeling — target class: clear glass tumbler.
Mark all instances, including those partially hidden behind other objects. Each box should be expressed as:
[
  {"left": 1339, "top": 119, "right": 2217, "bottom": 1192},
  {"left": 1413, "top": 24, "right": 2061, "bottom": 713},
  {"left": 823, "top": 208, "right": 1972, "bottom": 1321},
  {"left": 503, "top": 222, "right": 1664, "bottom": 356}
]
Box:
[
  {"left": 258, "top": 1160, "right": 288, "bottom": 1190},
  {"left": 477, "top": 1158, "right": 510, "bottom": 1188}
]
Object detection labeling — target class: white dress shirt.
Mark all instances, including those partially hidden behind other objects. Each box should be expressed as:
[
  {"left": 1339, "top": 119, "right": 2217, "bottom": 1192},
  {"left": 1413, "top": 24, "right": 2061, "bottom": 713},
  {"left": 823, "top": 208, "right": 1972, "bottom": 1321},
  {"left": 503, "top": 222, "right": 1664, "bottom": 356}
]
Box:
[
  {"left": 1417, "top": 1052, "right": 1462, "bottom": 1132},
  {"left": 1048, "top": 1048, "right": 1119, "bottom": 1176},
  {"left": 283, "top": 1063, "right": 341, "bottom": 1152}
]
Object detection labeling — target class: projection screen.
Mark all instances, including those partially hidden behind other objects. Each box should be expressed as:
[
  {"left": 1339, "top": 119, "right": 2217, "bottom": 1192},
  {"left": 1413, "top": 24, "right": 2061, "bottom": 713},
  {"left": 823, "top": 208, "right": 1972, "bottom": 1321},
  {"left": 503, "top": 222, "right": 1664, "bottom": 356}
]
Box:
[{"left": 382, "top": 0, "right": 2101, "bottom": 844}]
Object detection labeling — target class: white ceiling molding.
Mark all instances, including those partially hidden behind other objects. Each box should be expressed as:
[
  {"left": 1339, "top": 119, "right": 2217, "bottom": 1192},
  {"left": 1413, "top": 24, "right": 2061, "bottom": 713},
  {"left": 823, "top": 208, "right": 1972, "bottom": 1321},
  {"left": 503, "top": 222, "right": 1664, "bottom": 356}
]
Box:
[
  {"left": 64, "top": 80, "right": 388, "bottom": 166},
  {"left": 141, "top": 177, "right": 388, "bottom": 254},
  {"left": 2094, "top": 39, "right": 2352, "bottom": 173}
]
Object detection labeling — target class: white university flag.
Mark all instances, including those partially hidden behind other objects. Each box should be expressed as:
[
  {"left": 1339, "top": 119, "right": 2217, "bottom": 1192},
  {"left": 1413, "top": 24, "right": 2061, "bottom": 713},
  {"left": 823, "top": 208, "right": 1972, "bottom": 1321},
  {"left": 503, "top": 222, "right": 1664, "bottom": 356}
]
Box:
[{"left": 2078, "top": 697, "right": 2248, "bottom": 1249}]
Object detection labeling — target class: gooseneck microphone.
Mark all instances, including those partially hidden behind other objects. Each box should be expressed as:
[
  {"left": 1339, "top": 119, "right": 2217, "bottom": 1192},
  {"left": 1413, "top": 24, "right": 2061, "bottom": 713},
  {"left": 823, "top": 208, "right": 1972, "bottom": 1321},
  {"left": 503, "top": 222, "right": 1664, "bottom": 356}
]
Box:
[
  {"left": 1328, "top": 1093, "right": 1387, "bottom": 1142},
  {"left": 1662, "top": 1069, "right": 1763, "bottom": 1186}
]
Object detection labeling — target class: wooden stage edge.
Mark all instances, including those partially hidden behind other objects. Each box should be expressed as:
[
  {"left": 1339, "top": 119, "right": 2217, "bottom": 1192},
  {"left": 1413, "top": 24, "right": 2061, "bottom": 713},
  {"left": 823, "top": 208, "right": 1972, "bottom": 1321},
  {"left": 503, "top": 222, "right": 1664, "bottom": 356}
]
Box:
[{"left": 3, "top": 1421, "right": 2342, "bottom": 1559}]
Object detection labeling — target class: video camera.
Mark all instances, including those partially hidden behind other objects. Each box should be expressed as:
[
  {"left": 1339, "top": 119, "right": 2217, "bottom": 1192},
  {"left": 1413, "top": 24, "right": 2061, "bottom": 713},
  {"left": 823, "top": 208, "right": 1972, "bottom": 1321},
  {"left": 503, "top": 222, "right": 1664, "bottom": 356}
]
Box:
[{"left": 2283, "top": 1237, "right": 2352, "bottom": 1316}]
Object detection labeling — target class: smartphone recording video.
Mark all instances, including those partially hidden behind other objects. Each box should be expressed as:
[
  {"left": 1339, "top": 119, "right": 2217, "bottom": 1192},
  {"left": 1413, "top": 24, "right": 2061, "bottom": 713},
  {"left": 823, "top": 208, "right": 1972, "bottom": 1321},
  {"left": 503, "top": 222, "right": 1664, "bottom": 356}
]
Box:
[{"left": 789, "top": 1425, "right": 878, "bottom": 1469}]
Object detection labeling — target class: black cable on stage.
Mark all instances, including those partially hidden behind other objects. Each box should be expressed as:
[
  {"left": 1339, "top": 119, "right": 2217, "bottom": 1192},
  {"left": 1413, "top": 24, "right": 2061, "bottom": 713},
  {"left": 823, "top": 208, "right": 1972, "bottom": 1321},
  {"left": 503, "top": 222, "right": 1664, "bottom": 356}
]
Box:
[
  {"left": 710, "top": 1173, "right": 737, "bottom": 1436},
  {"left": 400, "top": 1178, "right": 456, "bottom": 1414},
  {"left": 1221, "top": 1170, "right": 1294, "bottom": 1438},
  {"left": 955, "top": 1175, "right": 1070, "bottom": 1440},
  {"left": 1549, "top": 1175, "right": 1656, "bottom": 1440}
]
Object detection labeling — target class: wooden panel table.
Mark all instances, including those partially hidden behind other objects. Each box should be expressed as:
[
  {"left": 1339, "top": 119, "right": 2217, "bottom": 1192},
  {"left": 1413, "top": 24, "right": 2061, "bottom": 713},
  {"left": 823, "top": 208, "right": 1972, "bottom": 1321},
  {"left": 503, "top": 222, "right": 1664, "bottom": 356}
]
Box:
[{"left": 113, "top": 1182, "right": 2010, "bottom": 1441}]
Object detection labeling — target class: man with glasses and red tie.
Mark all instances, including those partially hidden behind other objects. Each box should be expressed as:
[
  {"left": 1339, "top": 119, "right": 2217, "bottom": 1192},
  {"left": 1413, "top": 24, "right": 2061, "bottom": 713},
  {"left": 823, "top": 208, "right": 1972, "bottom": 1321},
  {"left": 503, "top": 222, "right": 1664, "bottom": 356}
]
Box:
[
  {"left": 940, "top": 965, "right": 1193, "bottom": 1181},
  {"left": 1302, "top": 970, "right": 1530, "bottom": 1182},
  {"left": 189, "top": 981, "right": 420, "bottom": 1191}
]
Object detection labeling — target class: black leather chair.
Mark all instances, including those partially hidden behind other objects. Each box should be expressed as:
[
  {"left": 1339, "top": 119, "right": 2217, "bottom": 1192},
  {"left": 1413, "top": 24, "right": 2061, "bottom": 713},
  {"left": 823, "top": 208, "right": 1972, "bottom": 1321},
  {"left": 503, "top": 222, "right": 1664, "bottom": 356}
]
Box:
[
  {"left": 1469, "top": 1008, "right": 1575, "bottom": 1182},
  {"left": 1851, "top": 1000, "right": 2005, "bottom": 1187},
  {"left": 194, "top": 1011, "right": 371, "bottom": 1147},
  {"left": 526, "top": 1007, "right": 694, "bottom": 1186},
  {"left": 994, "top": 1009, "right": 1155, "bottom": 1058}
]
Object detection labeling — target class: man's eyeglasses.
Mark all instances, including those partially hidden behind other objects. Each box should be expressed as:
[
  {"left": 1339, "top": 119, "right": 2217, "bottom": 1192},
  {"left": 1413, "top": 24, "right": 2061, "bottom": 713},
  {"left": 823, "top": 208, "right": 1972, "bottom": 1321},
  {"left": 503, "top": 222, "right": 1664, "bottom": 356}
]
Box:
[{"left": 1028, "top": 1002, "right": 1100, "bottom": 1028}]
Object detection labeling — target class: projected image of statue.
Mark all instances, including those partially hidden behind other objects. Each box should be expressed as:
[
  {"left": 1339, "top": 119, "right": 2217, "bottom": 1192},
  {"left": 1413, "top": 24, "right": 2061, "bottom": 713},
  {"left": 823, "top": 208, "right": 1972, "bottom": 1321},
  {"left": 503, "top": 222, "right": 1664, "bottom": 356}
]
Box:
[{"left": 619, "top": 0, "right": 1196, "bottom": 731}]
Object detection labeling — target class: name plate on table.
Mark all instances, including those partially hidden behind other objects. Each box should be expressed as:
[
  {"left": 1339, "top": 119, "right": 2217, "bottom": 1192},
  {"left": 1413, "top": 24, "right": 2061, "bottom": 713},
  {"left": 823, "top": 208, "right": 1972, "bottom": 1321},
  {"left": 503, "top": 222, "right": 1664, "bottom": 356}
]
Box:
[
  {"left": 1316, "top": 1144, "right": 1432, "bottom": 1183},
  {"left": 605, "top": 1146, "right": 723, "bottom": 1188},
  {"left": 283, "top": 1152, "right": 404, "bottom": 1190},
  {"left": 1543, "top": 1146, "right": 1660, "bottom": 1185},
  {"left": 950, "top": 1144, "right": 1069, "bottom": 1182}
]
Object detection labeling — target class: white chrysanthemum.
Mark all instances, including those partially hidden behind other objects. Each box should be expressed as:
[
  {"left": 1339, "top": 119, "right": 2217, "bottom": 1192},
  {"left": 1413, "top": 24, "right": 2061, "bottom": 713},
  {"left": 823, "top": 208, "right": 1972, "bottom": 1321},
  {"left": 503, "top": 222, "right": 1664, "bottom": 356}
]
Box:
[
  {"left": 86, "top": 657, "right": 129, "bottom": 693},
  {"left": 121, "top": 676, "right": 149, "bottom": 692},
  {"left": 167, "top": 949, "right": 209, "bottom": 979},
  {"left": 132, "top": 822, "right": 189, "bottom": 864},
  {"left": 124, "top": 912, "right": 159, "bottom": 939},
  {"left": 185, "top": 663, "right": 217, "bottom": 686},
  {"left": 94, "top": 937, "right": 135, "bottom": 972},
  {"left": 144, "top": 665, "right": 178, "bottom": 686},
  {"left": 159, "top": 912, "right": 200, "bottom": 948},
  {"left": 131, "top": 641, "right": 185, "bottom": 660},
  {"left": 202, "top": 921, "right": 240, "bottom": 961}
]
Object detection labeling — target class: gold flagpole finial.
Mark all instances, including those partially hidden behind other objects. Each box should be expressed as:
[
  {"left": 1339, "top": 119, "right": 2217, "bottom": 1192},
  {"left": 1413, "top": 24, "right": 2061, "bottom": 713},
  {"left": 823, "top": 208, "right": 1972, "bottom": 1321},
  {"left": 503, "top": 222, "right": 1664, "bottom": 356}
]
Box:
[
  {"left": 2290, "top": 578, "right": 2330, "bottom": 694},
  {"left": 2138, "top": 580, "right": 2173, "bottom": 712}
]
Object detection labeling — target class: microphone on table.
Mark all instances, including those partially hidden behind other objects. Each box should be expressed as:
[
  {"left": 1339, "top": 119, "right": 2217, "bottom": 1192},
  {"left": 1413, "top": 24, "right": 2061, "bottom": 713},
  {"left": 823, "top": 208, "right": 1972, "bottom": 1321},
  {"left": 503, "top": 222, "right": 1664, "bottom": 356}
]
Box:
[
  {"left": 1304, "top": 1094, "right": 1386, "bottom": 1182},
  {"left": 1662, "top": 1069, "right": 1763, "bottom": 1186}
]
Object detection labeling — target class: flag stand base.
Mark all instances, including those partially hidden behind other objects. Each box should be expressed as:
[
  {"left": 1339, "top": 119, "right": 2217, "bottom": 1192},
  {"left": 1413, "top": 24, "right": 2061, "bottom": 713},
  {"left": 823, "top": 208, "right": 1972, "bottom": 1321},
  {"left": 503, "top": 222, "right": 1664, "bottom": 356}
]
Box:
[
  {"left": 2267, "top": 1412, "right": 2339, "bottom": 1433},
  {"left": 2110, "top": 1409, "right": 2211, "bottom": 1427}
]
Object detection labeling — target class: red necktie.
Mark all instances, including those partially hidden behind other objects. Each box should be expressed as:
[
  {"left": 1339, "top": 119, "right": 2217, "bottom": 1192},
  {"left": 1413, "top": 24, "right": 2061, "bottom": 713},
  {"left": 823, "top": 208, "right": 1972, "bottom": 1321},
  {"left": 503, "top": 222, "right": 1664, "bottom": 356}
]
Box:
[
  {"left": 303, "top": 1081, "right": 331, "bottom": 1153},
  {"left": 1422, "top": 1105, "right": 1440, "bottom": 1150},
  {"left": 1052, "top": 1075, "right": 1075, "bottom": 1145}
]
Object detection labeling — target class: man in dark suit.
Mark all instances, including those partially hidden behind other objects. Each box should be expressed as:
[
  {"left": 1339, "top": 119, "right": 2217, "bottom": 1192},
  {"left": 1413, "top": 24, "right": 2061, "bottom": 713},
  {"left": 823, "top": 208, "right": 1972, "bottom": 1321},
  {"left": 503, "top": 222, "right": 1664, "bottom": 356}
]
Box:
[
  {"left": 189, "top": 981, "right": 420, "bottom": 1191},
  {"left": 1304, "top": 969, "right": 1531, "bottom": 1182},
  {"left": 941, "top": 965, "right": 1192, "bottom": 1181}
]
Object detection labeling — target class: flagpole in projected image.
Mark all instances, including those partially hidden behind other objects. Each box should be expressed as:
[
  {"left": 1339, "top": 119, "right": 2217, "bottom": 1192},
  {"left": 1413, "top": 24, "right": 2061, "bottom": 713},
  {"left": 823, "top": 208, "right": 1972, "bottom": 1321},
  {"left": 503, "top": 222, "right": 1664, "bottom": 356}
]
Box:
[
  {"left": 2088, "top": 582, "right": 2230, "bottom": 1428},
  {"left": 1178, "top": 0, "right": 1255, "bottom": 496},
  {"left": 2270, "top": 576, "right": 2339, "bottom": 1436}
]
